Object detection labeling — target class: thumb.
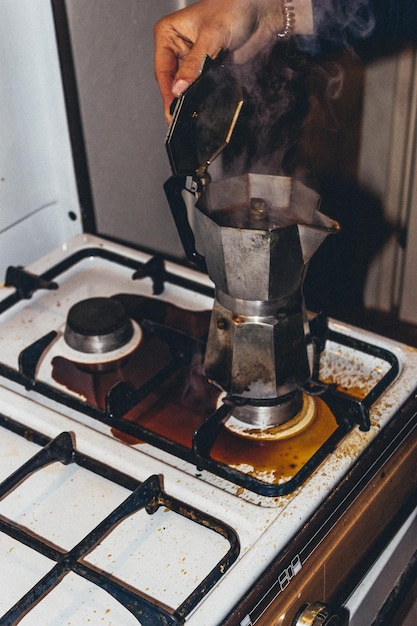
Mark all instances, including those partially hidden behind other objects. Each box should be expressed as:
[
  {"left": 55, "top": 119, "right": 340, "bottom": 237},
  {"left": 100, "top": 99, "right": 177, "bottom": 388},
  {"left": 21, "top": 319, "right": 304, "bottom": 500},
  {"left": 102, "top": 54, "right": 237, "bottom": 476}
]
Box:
[
  {"left": 172, "top": 32, "right": 225, "bottom": 96},
  {"left": 172, "top": 52, "right": 205, "bottom": 97}
]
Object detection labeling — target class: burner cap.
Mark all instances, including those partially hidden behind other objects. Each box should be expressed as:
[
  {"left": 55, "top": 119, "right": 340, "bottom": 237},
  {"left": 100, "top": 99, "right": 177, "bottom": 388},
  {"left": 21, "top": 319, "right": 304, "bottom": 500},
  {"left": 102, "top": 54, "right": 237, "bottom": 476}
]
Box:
[{"left": 64, "top": 297, "right": 134, "bottom": 354}]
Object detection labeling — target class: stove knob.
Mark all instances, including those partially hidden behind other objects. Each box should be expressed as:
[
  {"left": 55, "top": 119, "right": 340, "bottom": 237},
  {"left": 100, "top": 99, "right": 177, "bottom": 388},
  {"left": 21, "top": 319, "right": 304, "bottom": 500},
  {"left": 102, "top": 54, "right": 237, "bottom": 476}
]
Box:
[{"left": 292, "top": 602, "right": 349, "bottom": 626}]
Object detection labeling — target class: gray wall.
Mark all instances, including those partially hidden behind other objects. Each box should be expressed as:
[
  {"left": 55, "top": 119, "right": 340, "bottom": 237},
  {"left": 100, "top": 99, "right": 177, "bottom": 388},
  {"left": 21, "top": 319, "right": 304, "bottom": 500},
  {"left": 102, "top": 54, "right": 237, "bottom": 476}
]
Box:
[{"left": 66, "top": 0, "right": 188, "bottom": 257}]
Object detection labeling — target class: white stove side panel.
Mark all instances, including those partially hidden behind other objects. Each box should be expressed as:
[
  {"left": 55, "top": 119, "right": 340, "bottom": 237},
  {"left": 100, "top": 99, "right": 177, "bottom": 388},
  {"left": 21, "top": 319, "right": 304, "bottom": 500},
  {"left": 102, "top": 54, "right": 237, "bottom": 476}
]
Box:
[{"left": 0, "top": 0, "right": 82, "bottom": 279}]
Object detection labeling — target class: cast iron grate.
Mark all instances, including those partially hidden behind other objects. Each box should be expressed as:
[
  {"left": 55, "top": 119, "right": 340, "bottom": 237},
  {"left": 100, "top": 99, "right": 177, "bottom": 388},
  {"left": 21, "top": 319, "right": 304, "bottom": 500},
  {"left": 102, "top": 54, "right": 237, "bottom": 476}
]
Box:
[
  {"left": 0, "top": 414, "right": 240, "bottom": 625},
  {"left": 0, "top": 247, "right": 400, "bottom": 499},
  {"left": 191, "top": 324, "right": 400, "bottom": 497}
]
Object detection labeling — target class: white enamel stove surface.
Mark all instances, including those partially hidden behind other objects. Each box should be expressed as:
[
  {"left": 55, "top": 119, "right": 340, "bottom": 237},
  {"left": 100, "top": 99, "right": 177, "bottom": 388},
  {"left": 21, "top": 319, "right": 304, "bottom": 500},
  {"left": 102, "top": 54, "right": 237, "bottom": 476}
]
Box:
[{"left": 1, "top": 234, "right": 417, "bottom": 626}]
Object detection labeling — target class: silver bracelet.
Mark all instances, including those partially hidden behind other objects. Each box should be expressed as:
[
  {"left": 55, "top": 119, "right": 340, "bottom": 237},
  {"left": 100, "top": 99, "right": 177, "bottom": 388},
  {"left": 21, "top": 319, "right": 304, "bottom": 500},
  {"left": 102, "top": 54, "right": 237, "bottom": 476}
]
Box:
[{"left": 277, "top": 0, "right": 296, "bottom": 38}]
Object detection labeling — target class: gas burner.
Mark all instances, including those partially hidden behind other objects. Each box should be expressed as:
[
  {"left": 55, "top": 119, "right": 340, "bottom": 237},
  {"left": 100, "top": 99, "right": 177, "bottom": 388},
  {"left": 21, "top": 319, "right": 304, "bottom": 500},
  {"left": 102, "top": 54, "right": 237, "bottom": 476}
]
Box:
[
  {"left": 60, "top": 297, "right": 142, "bottom": 364},
  {"left": 223, "top": 393, "right": 316, "bottom": 441},
  {"left": 65, "top": 297, "right": 133, "bottom": 353}
]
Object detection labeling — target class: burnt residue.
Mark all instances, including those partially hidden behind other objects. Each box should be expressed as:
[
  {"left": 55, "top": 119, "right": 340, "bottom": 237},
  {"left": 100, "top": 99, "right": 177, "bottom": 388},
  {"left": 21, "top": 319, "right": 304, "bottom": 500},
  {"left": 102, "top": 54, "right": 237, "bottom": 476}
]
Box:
[
  {"left": 50, "top": 294, "right": 339, "bottom": 485},
  {"left": 52, "top": 332, "right": 173, "bottom": 410},
  {"left": 52, "top": 294, "right": 211, "bottom": 413},
  {"left": 211, "top": 397, "right": 337, "bottom": 482},
  {"left": 51, "top": 295, "right": 395, "bottom": 491}
]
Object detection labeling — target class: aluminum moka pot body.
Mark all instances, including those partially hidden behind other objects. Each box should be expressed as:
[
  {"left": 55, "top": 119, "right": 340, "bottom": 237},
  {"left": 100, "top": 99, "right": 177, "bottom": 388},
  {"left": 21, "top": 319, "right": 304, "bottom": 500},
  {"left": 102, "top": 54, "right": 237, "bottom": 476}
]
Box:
[{"left": 195, "top": 173, "right": 339, "bottom": 400}]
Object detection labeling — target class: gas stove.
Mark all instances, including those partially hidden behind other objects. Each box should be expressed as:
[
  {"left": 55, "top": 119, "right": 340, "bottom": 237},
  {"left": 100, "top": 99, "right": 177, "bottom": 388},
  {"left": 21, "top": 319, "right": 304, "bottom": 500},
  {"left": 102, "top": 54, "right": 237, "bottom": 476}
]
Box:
[
  {"left": 1, "top": 1, "right": 416, "bottom": 623},
  {"left": 0, "top": 233, "right": 416, "bottom": 625}
]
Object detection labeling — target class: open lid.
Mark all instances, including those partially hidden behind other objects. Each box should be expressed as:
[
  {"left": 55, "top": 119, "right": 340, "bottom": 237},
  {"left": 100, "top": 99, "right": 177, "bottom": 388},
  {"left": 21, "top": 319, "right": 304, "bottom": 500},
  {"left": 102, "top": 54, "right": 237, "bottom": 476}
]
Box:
[
  {"left": 165, "top": 54, "right": 243, "bottom": 181},
  {"left": 0, "top": 0, "right": 95, "bottom": 278}
]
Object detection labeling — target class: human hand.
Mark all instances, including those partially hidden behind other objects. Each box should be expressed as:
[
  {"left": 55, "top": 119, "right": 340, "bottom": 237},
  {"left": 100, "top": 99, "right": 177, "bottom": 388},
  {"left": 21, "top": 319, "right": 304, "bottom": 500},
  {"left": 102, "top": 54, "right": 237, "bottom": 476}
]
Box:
[{"left": 154, "top": 0, "right": 285, "bottom": 123}]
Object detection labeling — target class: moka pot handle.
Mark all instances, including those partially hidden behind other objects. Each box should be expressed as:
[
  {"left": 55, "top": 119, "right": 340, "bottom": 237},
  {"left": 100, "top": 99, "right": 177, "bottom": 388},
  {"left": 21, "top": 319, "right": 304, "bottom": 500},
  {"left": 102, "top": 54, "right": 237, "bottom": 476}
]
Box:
[{"left": 163, "top": 176, "right": 207, "bottom": 272}]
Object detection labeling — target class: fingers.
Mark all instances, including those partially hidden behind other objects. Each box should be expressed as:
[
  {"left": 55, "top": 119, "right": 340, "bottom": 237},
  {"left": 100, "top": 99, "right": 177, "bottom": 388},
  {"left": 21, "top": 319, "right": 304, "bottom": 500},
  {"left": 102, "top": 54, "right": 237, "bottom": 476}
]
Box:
[
  {"left": 154, "top": 45, "right": 179, "bottom": 123},
  {"left": 154, "top": 20, "right": 186, "bottom": 122},
  {"left": 172, "top": 29, "right": 225, "bottom": 90},
  {"left": 154, "top": 7, "right": 231, "bottom": 123},
  {"left": 154, "top": 0, "right": 281, "bottom": 122}
]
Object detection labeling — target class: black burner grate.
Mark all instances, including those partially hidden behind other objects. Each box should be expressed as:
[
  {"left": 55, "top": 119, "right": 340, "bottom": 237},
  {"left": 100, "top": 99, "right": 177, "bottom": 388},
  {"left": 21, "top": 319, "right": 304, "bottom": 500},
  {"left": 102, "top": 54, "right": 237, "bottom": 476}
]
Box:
[
  {"left": 0, "top": 248, "right": 401, "bottom": 499},
  {"left": 0, "top": 415, "right": 240, "bottom": 625}
]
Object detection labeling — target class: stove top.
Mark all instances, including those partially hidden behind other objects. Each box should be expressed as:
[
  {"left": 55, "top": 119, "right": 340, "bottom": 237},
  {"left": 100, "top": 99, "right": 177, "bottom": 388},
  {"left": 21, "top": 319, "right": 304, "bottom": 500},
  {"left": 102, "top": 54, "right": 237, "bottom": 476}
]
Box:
[{"left": 0, "top": 234, "right": 416, "bottom": 625}]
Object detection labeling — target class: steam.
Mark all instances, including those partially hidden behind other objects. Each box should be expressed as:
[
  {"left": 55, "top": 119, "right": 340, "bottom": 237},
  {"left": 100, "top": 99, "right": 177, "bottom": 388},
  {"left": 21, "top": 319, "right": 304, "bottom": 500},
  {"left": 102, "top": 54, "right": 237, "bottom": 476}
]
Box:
[
  {"left": 298, "top": 0, "right": 376, "bottom": 54},
  {"left": 221, "top": 0, "right": 377, "bottom": 182},
  {"left": 222, "top": 41, "right": 346, "bottom": 182},
  {"left": 223, "top": 42, "right": 313, "bottom": 177}
]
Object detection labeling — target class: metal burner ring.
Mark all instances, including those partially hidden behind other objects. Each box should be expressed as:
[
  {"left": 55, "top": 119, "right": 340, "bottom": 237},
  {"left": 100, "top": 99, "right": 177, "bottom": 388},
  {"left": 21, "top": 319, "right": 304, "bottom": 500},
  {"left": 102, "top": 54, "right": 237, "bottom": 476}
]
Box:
[{"left": 224, "top": 394, "right": 317, "bottom": 441}]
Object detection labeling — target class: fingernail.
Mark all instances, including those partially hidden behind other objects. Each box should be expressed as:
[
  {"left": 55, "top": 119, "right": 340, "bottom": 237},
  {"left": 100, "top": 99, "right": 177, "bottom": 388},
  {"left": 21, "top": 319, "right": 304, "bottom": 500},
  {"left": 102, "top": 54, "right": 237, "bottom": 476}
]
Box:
[{"left": 172, "top": 79, "right": 191, "bottom": 97}]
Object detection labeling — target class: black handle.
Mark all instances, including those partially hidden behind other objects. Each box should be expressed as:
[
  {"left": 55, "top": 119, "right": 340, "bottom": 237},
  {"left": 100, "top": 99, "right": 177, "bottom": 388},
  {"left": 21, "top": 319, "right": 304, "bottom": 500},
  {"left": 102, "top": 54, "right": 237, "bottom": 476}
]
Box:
[{"left": 163, "top": 176, "right": 207, "bottom": 272}]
